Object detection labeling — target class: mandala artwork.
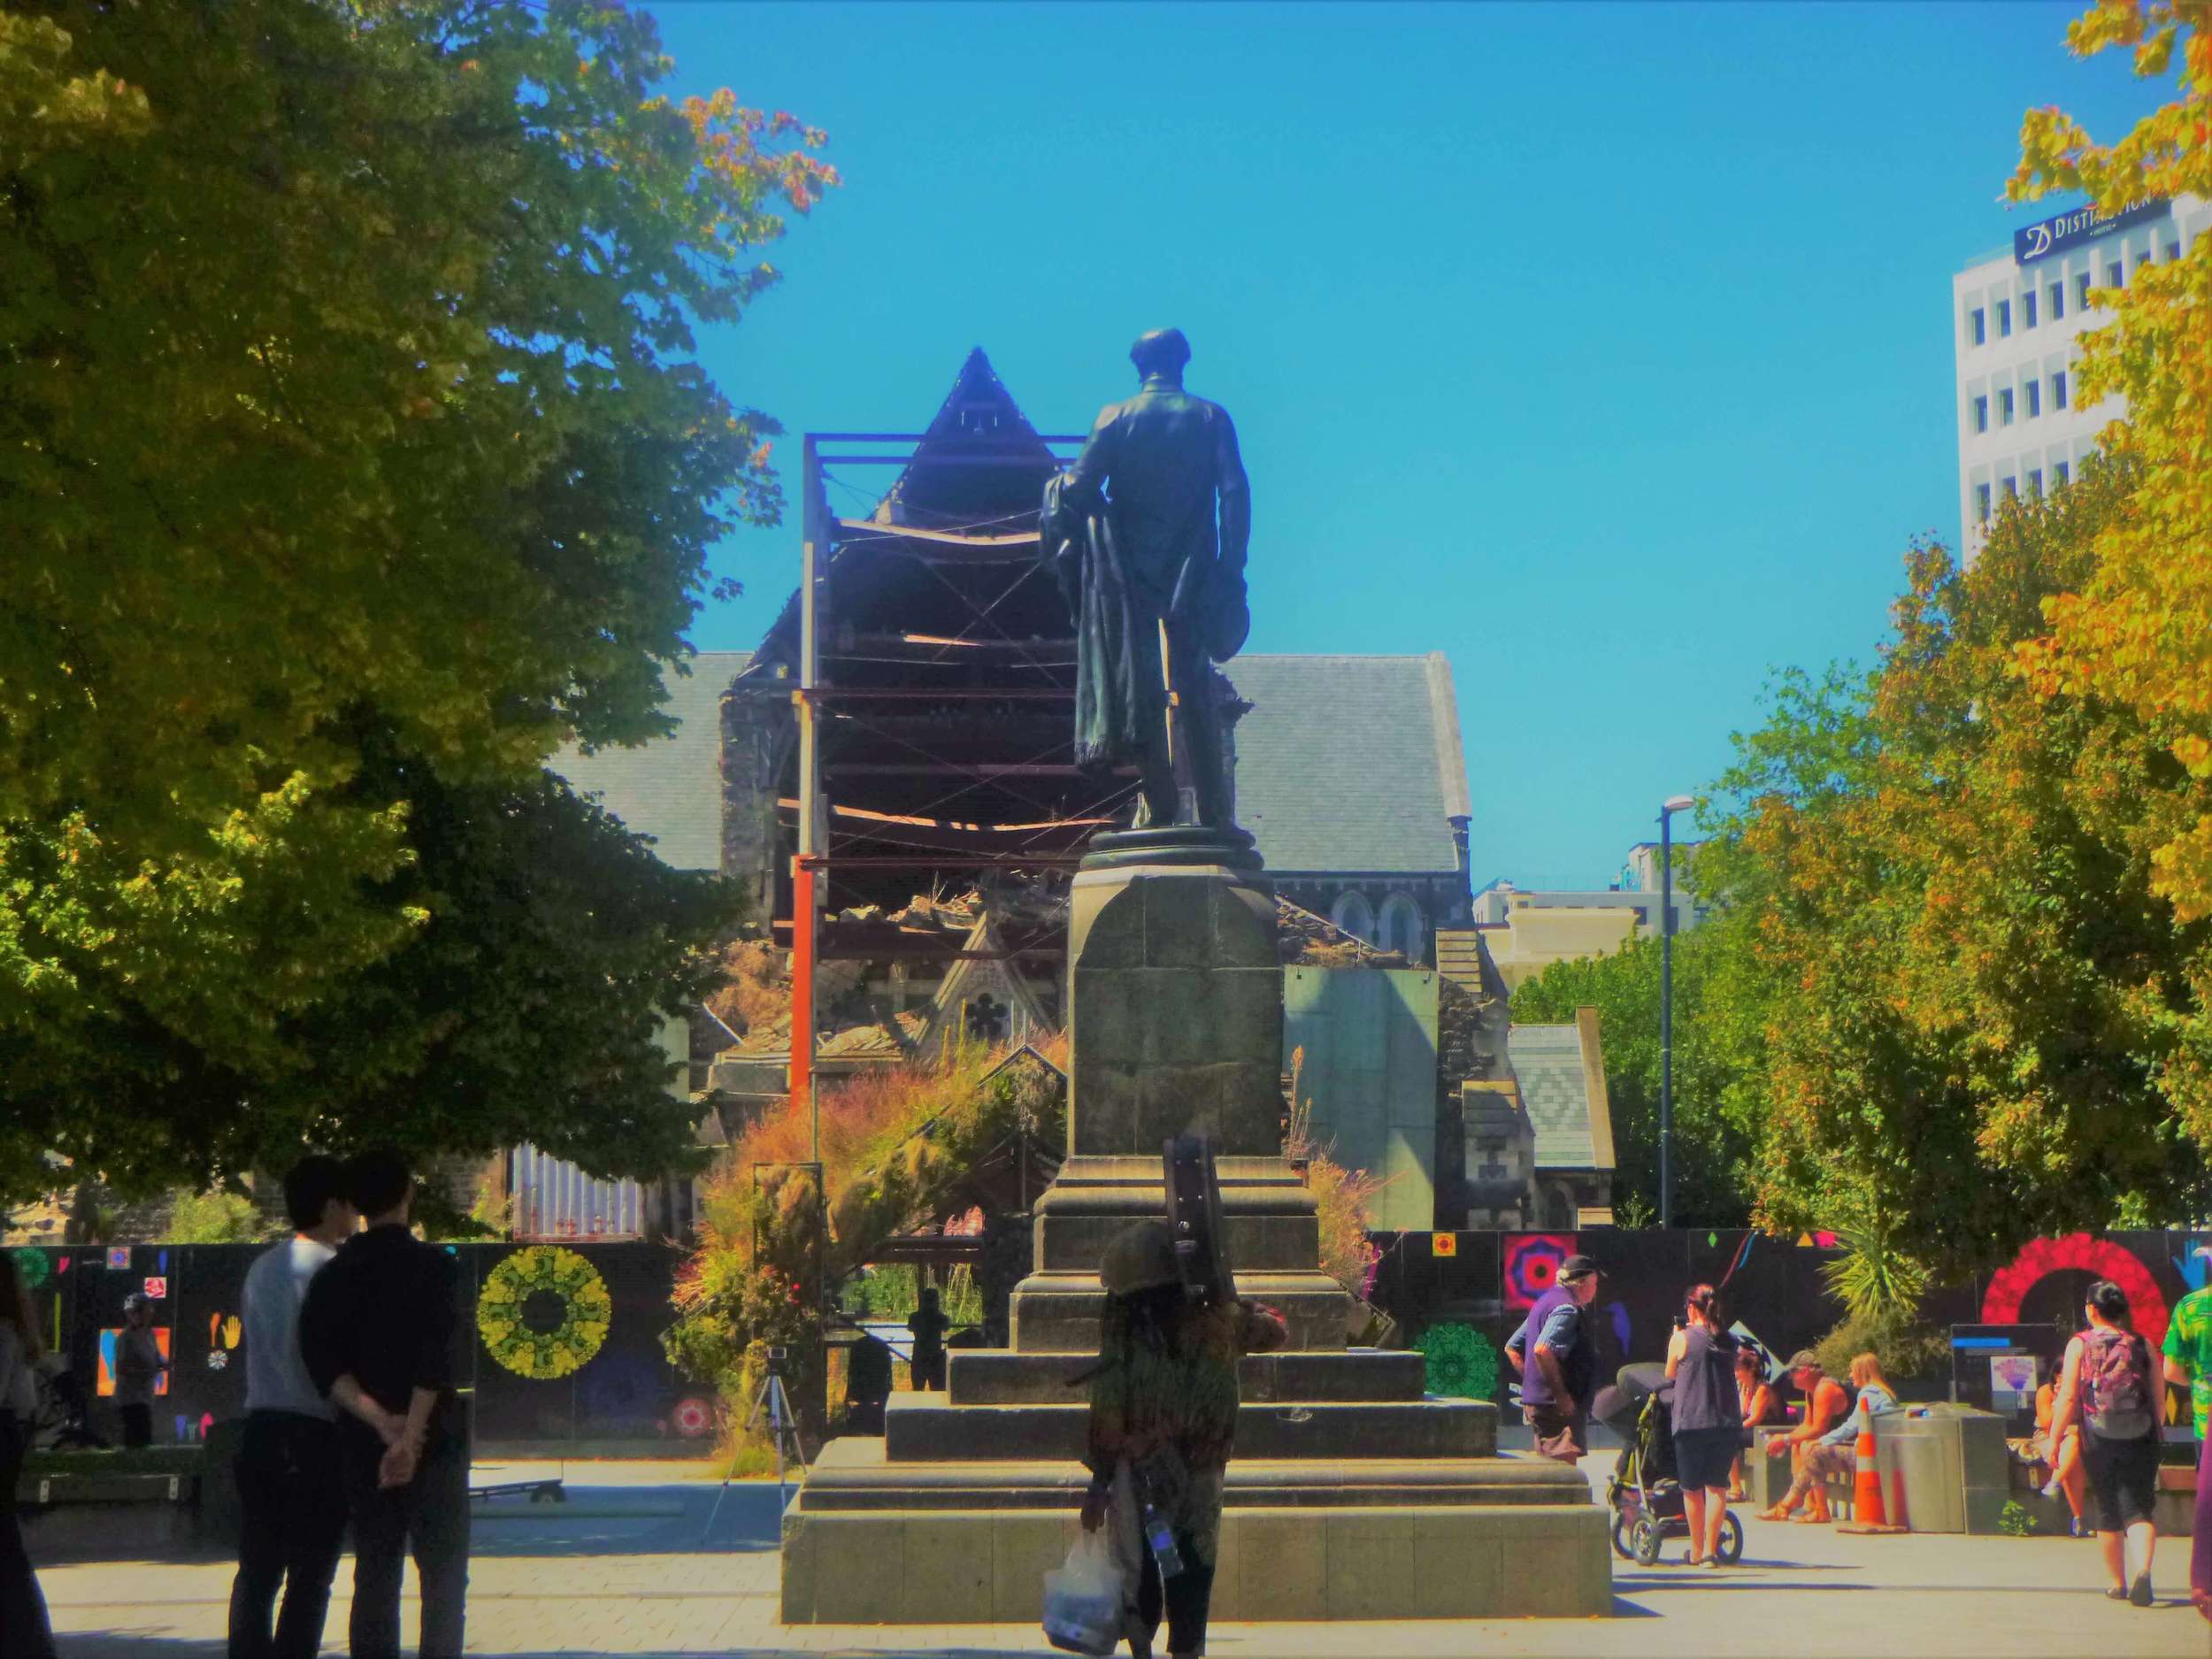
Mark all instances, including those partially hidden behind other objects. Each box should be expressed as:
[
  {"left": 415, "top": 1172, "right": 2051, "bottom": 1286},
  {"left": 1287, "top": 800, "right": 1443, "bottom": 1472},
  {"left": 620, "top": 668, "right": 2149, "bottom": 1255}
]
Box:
[
  {"left": 1502, "top": 1233, "right": 1578, "bottom": 1310},
  {"left": 10, "top": 1248, "right": 50, "bottom": 1292},
  {"left": 1415, "top": 1321, "right": 1500, "bottom": 1402},
  {"left": 477, "top": 1246, "right": 613, "bottom": 1380}
]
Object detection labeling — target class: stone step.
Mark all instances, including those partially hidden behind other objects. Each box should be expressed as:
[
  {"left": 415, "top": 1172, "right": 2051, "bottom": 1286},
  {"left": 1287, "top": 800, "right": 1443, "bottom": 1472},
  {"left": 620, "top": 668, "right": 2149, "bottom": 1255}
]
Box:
[
  {"left": 801, "top": 1432, "right": 1588, "bottom": 1510},
  {"left": 882, "top": 1393, "right": 1494, "bottom": 1463},
  {"left": 946, "top": 1346, "right": 1428, "bottom": 1405},
  {"left": 1009, "top": 1268, "right": 1353, "bottom": 1353}
]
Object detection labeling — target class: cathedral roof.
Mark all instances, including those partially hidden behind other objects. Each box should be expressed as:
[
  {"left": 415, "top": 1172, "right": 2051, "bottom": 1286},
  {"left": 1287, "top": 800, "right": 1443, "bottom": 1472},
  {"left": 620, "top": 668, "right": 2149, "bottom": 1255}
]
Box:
[
  {"left": 548, "top": 650, "right": 750, "bottom": 872},
  {"left": 1228, "top": 653, "right": 1471, "bottom": 877}
]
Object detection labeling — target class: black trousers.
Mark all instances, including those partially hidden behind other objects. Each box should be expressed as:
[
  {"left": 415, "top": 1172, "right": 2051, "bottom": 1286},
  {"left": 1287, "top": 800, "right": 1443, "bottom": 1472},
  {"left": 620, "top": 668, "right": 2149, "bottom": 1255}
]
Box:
[
  {"left": 0, "top": 1412, "right": 57, "bottom": 1659},
  {"left": 341, "top": 1426, "right": 470, "bottom": 1659},
  {"left": 228, "top": 1411, "right": 346, "bottom": 1659},
  {"left": 119, "top": 1402, "right": 153, "bottom": 1448},
  {"left": 1132, "top": 1517, "right": 1215, "bottom": 1658}
]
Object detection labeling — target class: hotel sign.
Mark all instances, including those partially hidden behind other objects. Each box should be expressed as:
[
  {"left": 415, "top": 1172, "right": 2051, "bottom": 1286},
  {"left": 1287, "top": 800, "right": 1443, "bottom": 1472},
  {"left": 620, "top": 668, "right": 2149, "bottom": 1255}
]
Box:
[{"left": 2014, "top": 198, "right": 2168, "bottom": 265}]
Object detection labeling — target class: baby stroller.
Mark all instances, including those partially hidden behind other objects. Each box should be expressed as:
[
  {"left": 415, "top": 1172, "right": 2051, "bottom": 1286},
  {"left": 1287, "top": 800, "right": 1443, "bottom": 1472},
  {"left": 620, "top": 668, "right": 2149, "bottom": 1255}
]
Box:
[{"left": 1594, "top": 1362, "right": 1743, "bottom": 1566}]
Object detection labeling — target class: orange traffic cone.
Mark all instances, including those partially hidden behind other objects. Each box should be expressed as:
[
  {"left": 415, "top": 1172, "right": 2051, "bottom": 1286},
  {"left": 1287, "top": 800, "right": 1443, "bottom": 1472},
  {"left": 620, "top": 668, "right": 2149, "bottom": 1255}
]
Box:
[{"left": 1839, "top": 1402, "right": 1908, "bottom": 1536}]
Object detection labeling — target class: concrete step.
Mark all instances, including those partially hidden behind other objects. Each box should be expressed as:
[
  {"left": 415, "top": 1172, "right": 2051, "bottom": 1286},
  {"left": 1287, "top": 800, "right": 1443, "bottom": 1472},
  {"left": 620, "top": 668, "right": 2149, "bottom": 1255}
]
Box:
[
  {"left": 882, "top": 1392, "right": 1495, "bottom": 1463},
  {"left": 785, "top": 1439, "right": 1611, "bottom": 1624},
  {"left": 946, "top": 1346, "right": 1428, "bottom": 1405},
  {"left": 801, "top": 1432, "right": 1586, "bottom": 1509}
]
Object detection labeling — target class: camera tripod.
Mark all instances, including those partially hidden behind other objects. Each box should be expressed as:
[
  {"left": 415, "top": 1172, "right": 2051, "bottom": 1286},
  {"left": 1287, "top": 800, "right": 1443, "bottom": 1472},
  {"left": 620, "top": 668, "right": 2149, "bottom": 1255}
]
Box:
[{"left": 703, "top": 1352, "right": 809, "bottom": 1543}]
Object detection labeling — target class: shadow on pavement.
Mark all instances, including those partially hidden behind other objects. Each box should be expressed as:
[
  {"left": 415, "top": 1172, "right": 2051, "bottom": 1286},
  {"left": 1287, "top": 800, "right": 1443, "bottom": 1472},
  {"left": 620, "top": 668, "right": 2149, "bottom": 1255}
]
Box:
[{"left": 465, "top": 1478, "right": 787, "bottom": 1556}]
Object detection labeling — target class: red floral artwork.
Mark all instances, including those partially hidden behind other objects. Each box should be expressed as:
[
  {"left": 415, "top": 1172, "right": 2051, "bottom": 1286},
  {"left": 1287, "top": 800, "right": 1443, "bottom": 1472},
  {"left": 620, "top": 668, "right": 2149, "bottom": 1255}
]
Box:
[{"left": 1980, "top": 1233, "right": 2169, "bottom": 1350}]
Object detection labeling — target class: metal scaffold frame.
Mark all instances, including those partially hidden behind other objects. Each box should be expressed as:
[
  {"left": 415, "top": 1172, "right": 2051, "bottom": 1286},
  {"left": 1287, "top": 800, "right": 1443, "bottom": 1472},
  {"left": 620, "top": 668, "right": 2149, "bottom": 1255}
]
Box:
[{"left": 787, "top": 427, "right": 1093, "bottom": 1128}]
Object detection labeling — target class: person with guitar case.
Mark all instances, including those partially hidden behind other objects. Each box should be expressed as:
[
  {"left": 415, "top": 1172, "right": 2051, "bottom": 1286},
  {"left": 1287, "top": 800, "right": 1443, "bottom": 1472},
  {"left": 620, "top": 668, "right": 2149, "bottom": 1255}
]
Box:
[{"left": 1071, "top": 1135, "right": 1285, "bottom": 1658}]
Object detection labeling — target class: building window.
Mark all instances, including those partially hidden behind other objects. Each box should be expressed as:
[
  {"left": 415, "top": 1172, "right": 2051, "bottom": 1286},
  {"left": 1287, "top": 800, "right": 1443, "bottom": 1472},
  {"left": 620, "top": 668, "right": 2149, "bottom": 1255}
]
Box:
[
  {"left": 2002, "top": 475, "right": 2017, "bottom": 500},
  {"left": 1997, "top": 298, "right": 2012, "bottom": 336},
  {"left": 1970, "top": 306, "right": 1985, "bottom": 345},
  {"left": 2168, "top": 242, "right": 2183, "bottom": 262},
  {"left": 1999, "top": 387, "right": 2014, "bottom": 425},
  {"left": 2107, "top": 259, "right": 2124, "bottom": 288},
  {"left": 1379, "top": 895, "right": 1425, "bottom": 964},
  {"left": 1330, "top": 891, "right": 1374, "bottom": 944},
  {"left": 1972, "top": 395, "right": 1988, "bottom": 433},
  {"left": 2028, "top": 468, "right": 2043, "bottom": 498},
  {"left": 2049, "top": 280, "right": 2065, "bottom": 319},
  {"left": 2053, "top": 370, "right": 2069, "bottom": 409},
  {"left": 2026, "top": 379, "right": 2041, "bottom": 418},
  {"left": 2077, "top": 271, "right": 2093, "bottom": 310},
  {"left": 1975, "top": 482, "right": 1992, "bottom": 523},
  {"left": 2024, "top": 289, "right": 2038, "bottom": 327},
  {"left": 2054, "top": 460, "right": 2070, "bottom": 487}
]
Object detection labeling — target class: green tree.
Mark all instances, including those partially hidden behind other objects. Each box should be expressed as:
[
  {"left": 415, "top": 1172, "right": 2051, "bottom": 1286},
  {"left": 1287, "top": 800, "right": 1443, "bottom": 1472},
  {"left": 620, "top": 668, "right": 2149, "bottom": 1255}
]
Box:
[
  {"left": 1509, "top": 917, "right": 1761, "bottom": 1229},
  {"left": 0, "top": 1, "right": 833, "bottom": 1198},
  {"left": 1736, "top": 462, "right": 2212, "bottom": 1271}
]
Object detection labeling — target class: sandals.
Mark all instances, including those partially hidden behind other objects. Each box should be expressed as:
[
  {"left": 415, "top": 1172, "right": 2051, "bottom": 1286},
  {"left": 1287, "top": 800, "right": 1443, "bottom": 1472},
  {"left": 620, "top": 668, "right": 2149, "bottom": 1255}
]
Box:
[{"left": 1755, "top": 1505, "right": 1793, "bottom": 1523}]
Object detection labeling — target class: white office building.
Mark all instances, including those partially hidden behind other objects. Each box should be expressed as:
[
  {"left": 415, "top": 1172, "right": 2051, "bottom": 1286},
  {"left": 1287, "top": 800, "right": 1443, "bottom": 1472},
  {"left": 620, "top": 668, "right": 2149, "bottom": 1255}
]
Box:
[{"left": 1955, "top": 194, "right": 2208, "bottom": 560}]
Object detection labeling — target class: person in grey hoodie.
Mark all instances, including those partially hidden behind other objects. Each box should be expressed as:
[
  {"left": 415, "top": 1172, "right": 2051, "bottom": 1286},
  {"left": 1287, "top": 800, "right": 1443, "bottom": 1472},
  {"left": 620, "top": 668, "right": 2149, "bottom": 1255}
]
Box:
[{"left": 228, "top": 1156, "right": 357, "bottom": 1659}]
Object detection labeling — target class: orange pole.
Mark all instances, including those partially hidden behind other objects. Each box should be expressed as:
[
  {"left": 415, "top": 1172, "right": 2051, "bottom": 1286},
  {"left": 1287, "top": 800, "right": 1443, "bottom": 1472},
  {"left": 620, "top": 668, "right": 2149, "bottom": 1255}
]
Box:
[{"left": 790, "top": 858, "right": 815, "bottom": 1106}]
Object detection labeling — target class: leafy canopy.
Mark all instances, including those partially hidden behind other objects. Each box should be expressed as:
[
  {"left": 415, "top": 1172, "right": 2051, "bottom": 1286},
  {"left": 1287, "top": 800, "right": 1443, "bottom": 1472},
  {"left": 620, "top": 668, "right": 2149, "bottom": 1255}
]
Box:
[
  {"left": 0, "top": 0, "right": 833, "bottom": 1197},
  {"left": 2010, "top": 0, "right": 2212, "bottom": 919}
]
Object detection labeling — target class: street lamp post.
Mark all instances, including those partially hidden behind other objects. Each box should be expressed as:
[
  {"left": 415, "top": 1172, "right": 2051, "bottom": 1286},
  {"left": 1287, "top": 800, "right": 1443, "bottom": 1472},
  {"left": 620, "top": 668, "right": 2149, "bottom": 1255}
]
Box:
[{"left": 1658, "top": 794, "right": 1695, "bottom": 1229}]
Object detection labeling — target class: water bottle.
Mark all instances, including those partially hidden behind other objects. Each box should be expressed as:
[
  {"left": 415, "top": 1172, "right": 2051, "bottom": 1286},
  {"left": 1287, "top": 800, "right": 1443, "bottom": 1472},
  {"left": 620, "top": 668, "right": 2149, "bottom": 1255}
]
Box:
[{"left": 1142, "top": 1502, "right": 1185, "bottom": 1578}]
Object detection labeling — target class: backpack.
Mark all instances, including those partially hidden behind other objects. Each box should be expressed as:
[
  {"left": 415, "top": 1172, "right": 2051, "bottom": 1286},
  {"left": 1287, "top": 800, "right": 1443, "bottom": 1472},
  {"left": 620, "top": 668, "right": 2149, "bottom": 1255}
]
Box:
[{"left": 2081, "top": 1327, "right": 2157, "bottom": 1440}]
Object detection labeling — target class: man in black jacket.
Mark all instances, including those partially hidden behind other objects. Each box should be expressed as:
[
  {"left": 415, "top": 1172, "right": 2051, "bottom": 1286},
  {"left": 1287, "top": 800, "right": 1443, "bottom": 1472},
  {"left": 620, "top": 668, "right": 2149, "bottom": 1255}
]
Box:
[{"left": 299, "top": 1149, "right": 468, "bottom": 1658}]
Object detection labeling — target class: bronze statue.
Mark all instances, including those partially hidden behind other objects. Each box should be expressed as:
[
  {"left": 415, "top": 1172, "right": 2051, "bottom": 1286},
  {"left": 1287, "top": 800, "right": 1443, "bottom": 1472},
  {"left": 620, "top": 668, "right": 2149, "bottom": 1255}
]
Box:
[{"left": 1043, "top": 329, "right": 1250, "bottom": 831}]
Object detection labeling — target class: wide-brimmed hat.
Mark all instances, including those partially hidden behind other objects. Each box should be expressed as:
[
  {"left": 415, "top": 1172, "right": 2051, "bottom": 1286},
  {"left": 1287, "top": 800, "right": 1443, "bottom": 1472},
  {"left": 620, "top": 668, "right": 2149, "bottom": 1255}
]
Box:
[{"left": 1100, "top": 1221, "right": 1180, "bottom": 1296}]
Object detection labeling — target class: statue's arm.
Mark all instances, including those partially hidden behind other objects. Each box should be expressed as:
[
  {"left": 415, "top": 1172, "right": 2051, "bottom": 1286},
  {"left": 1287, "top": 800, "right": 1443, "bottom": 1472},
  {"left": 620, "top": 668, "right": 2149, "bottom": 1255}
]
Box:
[{"left": 1215, "top": 408, "right": 1250, "bottom": 576}]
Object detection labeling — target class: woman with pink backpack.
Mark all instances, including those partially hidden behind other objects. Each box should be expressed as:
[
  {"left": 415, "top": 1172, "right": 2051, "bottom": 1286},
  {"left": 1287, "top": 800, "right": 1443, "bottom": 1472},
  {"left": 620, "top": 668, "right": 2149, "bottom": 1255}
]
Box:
[{"left": 2049, "top": 1280, "right": 2163, "bottom": 1607}]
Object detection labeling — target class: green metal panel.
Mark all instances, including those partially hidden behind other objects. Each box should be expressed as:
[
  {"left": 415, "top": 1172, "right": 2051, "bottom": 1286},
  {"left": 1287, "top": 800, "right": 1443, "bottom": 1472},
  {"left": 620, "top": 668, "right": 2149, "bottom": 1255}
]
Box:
[{"left": 1282, "top": 967, "right": 1440, "bottom": 1232}]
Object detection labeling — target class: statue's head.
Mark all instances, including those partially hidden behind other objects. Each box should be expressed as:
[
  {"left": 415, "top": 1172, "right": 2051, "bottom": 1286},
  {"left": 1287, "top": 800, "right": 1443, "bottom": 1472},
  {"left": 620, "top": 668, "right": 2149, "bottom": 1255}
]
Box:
[{"left": 1130, "top": 327, "right": 1191, "bottom": 382}]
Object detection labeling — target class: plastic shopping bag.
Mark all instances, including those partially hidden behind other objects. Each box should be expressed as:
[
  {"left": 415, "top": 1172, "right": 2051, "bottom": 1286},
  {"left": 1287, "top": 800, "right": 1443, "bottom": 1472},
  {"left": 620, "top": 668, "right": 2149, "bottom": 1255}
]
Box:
[{"left": 1041, "top": 1529, "right": 1123, "bottom": 1656}]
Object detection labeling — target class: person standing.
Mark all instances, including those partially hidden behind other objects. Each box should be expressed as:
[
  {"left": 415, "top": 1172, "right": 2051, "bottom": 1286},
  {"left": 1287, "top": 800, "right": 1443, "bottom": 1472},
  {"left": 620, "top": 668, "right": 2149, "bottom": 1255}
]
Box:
[
  {"left": 1665, "top": 1285, "right": 1741, "bottom": 1567},
  {"left": 1502, "top": 1254, "right": 1601, "bottom": 1461},
  {"left": 0, "top": 1252, "right": 58, "bottom": 1659},
  {"left": 1078, "top": 1220, "right": 1286, "bottom": 1659},
  {"left": 115, "top": 1291, "right": 166, "bottom": 1448},
  {"left": 2162, "top": 1268, "right": 2212, "bottom": 1622},
  {"left": 2053, "top": 1280, "right": 2162, "bottom": 1608},
  {"left": 228, "top": 1156, "right": 357, "bottom": 1659},
  {"left": 1757, "top": 1351, "right": 1851, "bottom": 1522},
  {"left": 907, "top": 1286, "right": 950, "bottom": 1393},
  {"left": 299, "top": 1149, "right": 468, "bottom": 1658}
]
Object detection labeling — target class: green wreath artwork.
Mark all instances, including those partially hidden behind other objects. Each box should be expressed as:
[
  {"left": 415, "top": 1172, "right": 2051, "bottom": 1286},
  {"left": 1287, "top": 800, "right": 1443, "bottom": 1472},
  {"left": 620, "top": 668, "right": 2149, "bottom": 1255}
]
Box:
[
  {"left": 10, "top": 1247, "right": 50, "bottom": 1292},
  {"left": 1415, "top": 1321, "right": 1499, "bottom": 1402},
  {"left": 477, "top": 1246, "right": 613, "bottom": 1380}
]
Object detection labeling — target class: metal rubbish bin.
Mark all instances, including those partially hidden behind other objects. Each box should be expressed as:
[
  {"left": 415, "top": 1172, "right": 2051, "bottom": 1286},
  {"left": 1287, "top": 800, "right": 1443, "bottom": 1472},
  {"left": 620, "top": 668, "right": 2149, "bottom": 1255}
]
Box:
[{"left": 1873, "top": 1405, "right": 2010, "bottom": 1534}]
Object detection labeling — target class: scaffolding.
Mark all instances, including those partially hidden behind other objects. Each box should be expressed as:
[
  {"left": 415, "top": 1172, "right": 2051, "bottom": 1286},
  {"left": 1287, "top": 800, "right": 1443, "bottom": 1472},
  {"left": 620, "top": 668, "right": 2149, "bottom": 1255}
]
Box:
[{"left": 785, "top": 419, "right": 1102, "bottom": 1119}]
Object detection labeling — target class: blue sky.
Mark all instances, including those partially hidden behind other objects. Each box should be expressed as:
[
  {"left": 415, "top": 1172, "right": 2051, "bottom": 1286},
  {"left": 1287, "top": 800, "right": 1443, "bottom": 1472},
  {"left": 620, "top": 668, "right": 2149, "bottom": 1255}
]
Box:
[{"left": 651, "top": 1, "right": 2159, "bottom": 890}]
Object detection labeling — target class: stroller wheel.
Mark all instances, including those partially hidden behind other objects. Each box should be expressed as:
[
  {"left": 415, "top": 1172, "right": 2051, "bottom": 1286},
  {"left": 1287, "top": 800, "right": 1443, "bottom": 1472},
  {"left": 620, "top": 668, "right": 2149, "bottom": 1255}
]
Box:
[
  {"left": 1610, "top": 1512, "right": 1636, "bottom": 1562},
  {"left": 1717, "top": 1509, "right": 1744, "bottom": 1564},
  {"left": 1631, "top": 1516, "right": 1664, "bottom": 1566}
]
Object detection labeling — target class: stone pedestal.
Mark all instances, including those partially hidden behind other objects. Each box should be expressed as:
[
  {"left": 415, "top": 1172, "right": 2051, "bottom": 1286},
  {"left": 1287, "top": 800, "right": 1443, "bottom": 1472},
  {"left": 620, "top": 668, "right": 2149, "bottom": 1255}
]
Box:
[{"left": 780, "top": 832, "right": 1612, "bottom": 1624}]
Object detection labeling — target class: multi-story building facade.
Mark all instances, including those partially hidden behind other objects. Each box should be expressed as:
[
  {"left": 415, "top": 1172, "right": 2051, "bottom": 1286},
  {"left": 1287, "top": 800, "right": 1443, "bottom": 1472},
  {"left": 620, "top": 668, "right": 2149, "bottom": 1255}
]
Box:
[{"left": 1955, "top": 194, "right": 2208, "bottom": 559}]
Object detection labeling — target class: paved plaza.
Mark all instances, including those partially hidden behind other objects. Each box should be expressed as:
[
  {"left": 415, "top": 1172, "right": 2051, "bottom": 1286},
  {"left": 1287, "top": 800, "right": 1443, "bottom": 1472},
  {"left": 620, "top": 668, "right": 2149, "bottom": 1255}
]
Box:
[{"left": 35, "top": 1455, "right": 2212, "bottom": 1658}]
